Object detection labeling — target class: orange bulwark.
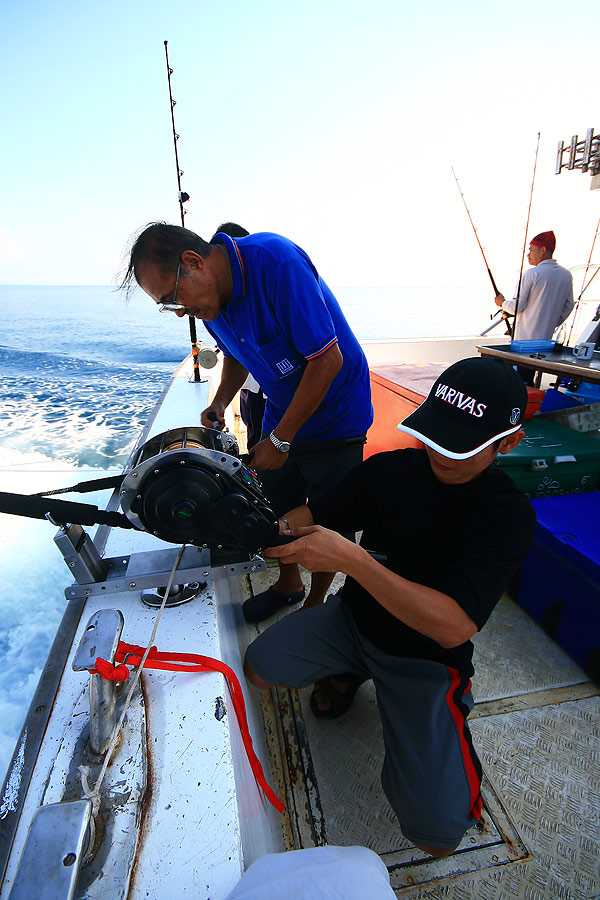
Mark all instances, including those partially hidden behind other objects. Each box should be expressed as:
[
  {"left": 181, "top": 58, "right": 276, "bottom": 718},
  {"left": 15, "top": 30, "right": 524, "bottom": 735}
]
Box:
[{"left": 366, "top": 364, "right": 445, "bottom": 458}]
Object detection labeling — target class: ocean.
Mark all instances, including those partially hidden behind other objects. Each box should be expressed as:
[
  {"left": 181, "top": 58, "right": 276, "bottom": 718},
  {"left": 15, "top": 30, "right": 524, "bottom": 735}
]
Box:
[{"left": 0, "top": 281, "right": 493, "bottom": 782}]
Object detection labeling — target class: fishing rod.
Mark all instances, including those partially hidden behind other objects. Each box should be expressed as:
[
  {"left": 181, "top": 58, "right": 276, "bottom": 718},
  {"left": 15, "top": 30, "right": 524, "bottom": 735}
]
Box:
[
  {"left": 451, "top": 168, "right": 512, "bottom": 336},
  {"left": 164, "top": 40, "right": 201, "bottom": 383},
  {"left": 452, "top": 167, "right": 501, "bottom": 297},
  {"left": 512, "top": 132, "right": 541, "bottom": 332},
  {"left": 566, "top": 216, "right": 600, "bottom": 345}
]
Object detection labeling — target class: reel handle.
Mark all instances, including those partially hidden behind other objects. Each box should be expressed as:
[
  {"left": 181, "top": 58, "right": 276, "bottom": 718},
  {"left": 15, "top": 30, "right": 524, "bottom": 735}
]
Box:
[
  {"left": 267, "top": 533, "right": 298, "bottom": 547},
  {"left": 266, "top": 532, "right": 387, "bottom": 561},
  {"left": 205, "top": 410, "right": 226, "bottom": 431}
]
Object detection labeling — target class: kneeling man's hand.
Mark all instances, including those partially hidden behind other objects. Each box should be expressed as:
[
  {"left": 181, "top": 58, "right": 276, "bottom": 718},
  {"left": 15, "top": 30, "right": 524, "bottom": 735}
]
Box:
[{"left": 265, "top": 525, "right": 358, "bottom": 574}]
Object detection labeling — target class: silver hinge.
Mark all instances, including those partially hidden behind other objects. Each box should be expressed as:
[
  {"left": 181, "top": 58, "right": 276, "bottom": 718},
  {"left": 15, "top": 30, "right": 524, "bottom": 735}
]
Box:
[{"left": 7, "top": 800, "right": 92, "bottom": 900}]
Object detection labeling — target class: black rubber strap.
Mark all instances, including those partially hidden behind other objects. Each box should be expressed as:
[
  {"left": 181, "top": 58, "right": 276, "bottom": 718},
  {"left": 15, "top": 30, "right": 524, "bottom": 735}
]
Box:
[{"left": 0, "top": 491, "right": 136, "bottom": 530}]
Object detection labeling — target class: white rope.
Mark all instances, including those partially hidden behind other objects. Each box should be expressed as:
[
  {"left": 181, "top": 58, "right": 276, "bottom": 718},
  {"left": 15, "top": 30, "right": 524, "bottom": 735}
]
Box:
[{"left": 82, "top": 544, "right": 187, "bottom": 811}]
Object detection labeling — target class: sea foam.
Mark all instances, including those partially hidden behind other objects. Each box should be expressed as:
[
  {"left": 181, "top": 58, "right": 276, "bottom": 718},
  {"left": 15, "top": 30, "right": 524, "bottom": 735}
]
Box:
[{"left": 0, "top": 447, "right": 121, "bottom": 781}]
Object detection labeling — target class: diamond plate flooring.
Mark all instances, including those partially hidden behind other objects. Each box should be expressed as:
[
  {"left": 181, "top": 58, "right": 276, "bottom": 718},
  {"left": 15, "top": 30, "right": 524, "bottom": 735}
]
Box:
[{"left": 246, "top": 567, "right": 600, "bottom": 898}]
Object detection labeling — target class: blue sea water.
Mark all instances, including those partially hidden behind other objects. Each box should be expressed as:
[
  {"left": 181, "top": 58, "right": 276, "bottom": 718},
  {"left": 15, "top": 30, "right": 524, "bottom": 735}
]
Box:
[{"left": 0, "top": 282, "right": 492, "bottom": 782}]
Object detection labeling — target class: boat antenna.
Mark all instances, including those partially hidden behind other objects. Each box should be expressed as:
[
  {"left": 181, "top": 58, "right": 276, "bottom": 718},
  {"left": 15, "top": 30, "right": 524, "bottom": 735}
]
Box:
[
  {"left": 566, "top": 216, "right": 600, "bottom": 345},
  {"left": 164, "top": 40, "right": 201, "bottom": 383},
  {"left": 512, "top": 131, "right": 541, "bottom": 332},
  {"left": 451, "top": 167, "right": 512, "bottom": 336}
]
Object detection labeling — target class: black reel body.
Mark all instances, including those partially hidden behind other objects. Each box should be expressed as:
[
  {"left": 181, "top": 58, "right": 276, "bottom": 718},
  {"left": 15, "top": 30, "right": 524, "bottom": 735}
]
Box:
[{"left": 120, "top": 427, "right": 278, "bottom": 553}]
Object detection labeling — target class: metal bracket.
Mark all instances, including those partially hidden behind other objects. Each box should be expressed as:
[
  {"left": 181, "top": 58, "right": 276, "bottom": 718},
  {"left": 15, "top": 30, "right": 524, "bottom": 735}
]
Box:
[
  {"left": 54, "top": 524, "right": 107, "bottom": 584},
  {"left": 61, "top": 543, "right": 266, "bottom": 600},
  {"left": 556, "top": 127, "right": 600, "bottom": 176}
]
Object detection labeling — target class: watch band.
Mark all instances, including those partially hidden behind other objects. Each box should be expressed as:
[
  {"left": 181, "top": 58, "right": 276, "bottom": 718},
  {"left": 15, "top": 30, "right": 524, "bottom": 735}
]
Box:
[{"left": 269, "top": 431, "right": 291, "bottom": 453}]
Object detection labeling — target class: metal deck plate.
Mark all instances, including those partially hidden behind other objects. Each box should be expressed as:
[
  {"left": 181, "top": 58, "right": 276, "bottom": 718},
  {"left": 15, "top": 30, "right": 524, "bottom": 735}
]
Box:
[
  {"left": 471, "top": 595, "right": 589, "bottom": 701},
  {"left": 248, "top": 571, "right": 600, "bottom": 899}
]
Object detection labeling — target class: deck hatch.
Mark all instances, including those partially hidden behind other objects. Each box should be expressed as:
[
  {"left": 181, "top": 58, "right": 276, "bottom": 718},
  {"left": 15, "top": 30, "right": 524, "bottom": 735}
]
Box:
[{"left": 265, "top": 681, "right": 529, "bottom": 894}]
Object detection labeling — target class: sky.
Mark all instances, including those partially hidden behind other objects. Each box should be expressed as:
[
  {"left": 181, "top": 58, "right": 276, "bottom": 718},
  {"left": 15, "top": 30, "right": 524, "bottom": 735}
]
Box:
[{"left": 1, "top": 0, "right": 599, "bottom": 295}]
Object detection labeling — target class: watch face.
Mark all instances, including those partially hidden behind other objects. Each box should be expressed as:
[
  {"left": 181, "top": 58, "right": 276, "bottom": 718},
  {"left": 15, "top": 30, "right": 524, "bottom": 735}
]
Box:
[{"left": 279, "top": 442, "right": 291, "bottom": 453}]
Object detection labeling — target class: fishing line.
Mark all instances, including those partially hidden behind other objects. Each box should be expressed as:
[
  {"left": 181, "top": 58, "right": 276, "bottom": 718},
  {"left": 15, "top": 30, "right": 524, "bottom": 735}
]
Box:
[
  {"left": 567, "top": 216, "right": 600, "bottom": 345},
  {"left": 513, "top": 132, "right": 541, "bottom": 332},
  {"left": 163, "top": 40, "right": 201, "bottom": 383}
]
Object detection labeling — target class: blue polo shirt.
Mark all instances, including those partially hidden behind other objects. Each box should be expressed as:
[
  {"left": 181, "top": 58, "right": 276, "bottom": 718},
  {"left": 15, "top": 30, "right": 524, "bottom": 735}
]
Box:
[{"left": 204, "top": 232, "right": 373, "bottom": 443}]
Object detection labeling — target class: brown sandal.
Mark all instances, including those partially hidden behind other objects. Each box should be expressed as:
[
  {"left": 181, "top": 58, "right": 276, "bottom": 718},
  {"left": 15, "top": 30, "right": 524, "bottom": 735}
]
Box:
[{"left": 309, "top": 672, "right": 367, "bottom": 719}]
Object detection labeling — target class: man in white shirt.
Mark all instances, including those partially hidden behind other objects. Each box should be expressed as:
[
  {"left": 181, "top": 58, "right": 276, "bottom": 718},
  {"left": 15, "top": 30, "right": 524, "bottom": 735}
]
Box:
[
  {"left": 495, "top": 231, "right": 574, "bottom": 340},
  {"left": 225, "top": 846, "right": 396, "bottom": 900}
]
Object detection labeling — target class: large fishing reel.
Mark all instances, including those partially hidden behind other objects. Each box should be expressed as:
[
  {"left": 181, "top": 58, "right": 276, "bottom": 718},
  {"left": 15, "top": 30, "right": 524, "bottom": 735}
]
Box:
[{"left": 120, "top": 427, "right": 278, "bottom": 554}]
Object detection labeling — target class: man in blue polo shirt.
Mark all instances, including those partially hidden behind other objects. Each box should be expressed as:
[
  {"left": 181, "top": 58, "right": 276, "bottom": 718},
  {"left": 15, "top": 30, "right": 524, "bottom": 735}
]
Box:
[{"left": 121, "top": 222, "right": 373, "bottom": 621}]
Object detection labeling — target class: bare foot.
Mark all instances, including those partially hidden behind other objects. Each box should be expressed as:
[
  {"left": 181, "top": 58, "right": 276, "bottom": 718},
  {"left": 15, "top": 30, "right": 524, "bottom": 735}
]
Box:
[{"left": 300, "top": 596, "right": 324, "bottom": 611}]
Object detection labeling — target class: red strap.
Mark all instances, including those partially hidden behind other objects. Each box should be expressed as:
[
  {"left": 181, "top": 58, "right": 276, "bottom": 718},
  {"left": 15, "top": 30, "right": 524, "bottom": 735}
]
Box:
[{"left": 92, "top": 641, "right": 284, "bottom": 813}]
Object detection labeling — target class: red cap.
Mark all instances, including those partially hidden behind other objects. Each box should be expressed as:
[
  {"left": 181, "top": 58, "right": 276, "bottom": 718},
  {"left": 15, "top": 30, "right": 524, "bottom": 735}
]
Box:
[{"left": 530, "top": 231, "right": 556, "bottom": 253}]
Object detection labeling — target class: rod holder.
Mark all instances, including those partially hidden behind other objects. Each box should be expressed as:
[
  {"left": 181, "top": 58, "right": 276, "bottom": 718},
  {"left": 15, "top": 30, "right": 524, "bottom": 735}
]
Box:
[{"left": 72, "top": 610, "right": 124, "bottom": 757}]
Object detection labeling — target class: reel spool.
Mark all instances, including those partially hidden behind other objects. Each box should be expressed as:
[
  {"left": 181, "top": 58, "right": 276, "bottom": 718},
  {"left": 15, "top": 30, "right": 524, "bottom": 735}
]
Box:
[
  {"left": 197, "top": 347, "right": 219, "bottom": 368},
  {"left": 120, "top": 427, "right": 278, "bottom": 554}
]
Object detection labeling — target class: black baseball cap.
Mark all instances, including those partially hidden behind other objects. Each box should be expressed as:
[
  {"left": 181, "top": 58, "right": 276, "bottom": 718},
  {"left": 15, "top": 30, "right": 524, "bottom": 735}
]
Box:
[{"left": 397, "top": 357, "right": 527, "bottom": 459}]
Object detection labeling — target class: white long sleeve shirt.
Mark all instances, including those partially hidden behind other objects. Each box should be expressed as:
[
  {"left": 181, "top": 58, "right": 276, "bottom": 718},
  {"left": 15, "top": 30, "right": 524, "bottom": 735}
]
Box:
[{"left": 502, "top": 259, "right": 574, "bottom": 340}]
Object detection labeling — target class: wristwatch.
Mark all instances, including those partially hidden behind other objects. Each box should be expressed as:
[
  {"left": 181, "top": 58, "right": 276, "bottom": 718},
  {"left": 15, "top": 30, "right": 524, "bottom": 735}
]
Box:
[{"left": 269, "top": 431, "right": 292, "bottom": 453}]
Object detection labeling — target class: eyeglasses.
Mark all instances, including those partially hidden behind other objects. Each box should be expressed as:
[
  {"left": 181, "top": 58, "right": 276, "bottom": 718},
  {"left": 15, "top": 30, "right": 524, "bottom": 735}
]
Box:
[{"left": 158, "top": 260, "right": 187, "bottom": 313}]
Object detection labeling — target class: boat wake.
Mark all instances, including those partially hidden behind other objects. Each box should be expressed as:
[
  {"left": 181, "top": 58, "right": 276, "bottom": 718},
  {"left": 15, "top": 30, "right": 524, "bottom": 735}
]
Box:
[
  {"left": 0, "top": 447, "right": 121, "bottom": 781},
  {"left": 0, "top": 346, "right": 171, "bottom": 467}
]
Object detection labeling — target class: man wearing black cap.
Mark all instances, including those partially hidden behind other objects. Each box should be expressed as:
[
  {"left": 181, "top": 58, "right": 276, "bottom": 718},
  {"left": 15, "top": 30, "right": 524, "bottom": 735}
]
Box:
[
  {"left": 494, "top": 231, "right": 574, "bottom": 340},
  {"left": 243, "top": 357, "right": 536, "bottom": 858}
]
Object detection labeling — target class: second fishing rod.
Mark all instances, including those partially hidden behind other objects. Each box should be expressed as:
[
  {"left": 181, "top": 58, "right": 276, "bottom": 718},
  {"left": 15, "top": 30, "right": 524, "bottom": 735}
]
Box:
[
  {"left": 454, "top": 134, "right": 542, "bottom": 339},
  {"left": 164, "top": 40, "right": 201, "bottom": 383},
  {"left": 451, "top": 167, "right": 513, "bottom": 337}
]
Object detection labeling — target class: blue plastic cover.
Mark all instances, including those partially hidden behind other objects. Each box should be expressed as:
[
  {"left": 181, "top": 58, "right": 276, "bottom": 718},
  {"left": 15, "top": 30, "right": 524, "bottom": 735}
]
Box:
[
  {"left": 510, "top": 339, "right": 556, "bottom": 353},
  {"left": 531, "top": 493, "right": 600, "bottom": 575}
]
